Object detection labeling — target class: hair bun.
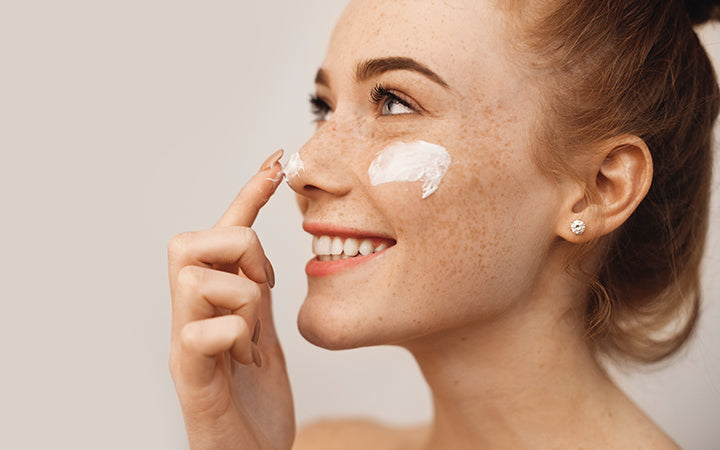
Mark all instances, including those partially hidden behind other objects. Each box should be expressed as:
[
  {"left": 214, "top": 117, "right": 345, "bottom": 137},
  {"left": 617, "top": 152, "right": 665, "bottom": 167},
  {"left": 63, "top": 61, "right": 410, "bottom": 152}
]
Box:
[{"left": 684, "top": 0, "right": 720, "bottom": 25}]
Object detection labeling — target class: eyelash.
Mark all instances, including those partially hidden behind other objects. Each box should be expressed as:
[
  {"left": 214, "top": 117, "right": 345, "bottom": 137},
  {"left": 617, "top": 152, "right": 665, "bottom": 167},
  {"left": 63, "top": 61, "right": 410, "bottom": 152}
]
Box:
[
  {"left": 309, "top": 83, "right": 417, "bottom": 122},
  {"left": 309, "top": 94, "right": 331, "bottom": 123},
  {"left": 370, "top": 83, "right": 414, "bottom": 112}
]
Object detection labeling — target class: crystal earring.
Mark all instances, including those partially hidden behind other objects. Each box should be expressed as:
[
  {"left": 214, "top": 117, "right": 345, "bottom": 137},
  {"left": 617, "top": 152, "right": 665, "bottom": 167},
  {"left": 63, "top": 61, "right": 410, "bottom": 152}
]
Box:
[{"left": 571, "top": 219, "right": 586, "bottom": 235}]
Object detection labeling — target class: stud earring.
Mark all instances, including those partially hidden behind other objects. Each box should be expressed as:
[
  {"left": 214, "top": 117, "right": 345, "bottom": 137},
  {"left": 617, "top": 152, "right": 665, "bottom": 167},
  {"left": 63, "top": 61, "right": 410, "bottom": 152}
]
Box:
[{"left": 571, "top": 219, "right": 586, "bottom": 235}]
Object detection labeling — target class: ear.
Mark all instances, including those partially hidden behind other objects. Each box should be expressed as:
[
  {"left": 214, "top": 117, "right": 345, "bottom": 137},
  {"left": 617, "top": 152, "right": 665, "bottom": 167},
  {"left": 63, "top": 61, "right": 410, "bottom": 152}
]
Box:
[{"left": 556, "top": 135, "right": 653, "bottom": 242}]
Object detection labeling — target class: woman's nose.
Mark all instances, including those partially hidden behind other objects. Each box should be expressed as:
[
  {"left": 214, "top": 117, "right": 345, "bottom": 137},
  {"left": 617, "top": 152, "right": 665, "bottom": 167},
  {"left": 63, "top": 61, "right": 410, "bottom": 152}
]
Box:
[{"left": 286, "top": 123, "right": 355, "bottom": 199}]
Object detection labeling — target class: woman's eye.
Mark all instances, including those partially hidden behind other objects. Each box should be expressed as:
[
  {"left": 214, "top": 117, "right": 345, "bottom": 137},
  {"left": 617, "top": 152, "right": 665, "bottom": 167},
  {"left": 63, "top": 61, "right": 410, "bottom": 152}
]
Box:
[
  {"left": 382, "top": 98, "right": 414, "bottom": 116},
  {"left": 371, "top": 84, "right": 417, "bottom": 116},
  {"left": 310, "top": 95, "right": 333, "bottom": 122}
]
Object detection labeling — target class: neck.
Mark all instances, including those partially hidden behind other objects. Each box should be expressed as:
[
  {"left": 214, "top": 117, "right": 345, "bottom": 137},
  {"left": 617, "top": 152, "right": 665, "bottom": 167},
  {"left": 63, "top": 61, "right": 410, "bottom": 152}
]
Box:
[{"left": 402, "top": 288, "right": 619, "bottom": 449}]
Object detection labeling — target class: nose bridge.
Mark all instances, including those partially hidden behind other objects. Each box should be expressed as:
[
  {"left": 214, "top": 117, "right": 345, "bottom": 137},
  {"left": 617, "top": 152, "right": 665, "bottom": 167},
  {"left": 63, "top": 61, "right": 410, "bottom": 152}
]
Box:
[{"left": 288, "top": 118, "right": 362, "bottom": 197}]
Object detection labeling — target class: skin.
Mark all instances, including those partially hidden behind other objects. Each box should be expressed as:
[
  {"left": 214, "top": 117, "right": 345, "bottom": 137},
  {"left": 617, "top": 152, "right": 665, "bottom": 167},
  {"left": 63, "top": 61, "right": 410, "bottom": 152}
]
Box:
[{"left": 168, "top": 0, "right": 678, "bottom": 448}]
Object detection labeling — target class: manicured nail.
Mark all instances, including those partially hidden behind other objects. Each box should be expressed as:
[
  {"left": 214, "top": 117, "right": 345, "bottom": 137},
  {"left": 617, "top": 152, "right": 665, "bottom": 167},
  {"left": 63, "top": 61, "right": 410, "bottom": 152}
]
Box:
[
  {"left": 252, "top": 319, "right": 261, "bottom": 344},
  {"left": 260, "top": 149, "right": 284, "bottom": 172},
  {"left": 264, "top": 258, "right": 276, "bottom": 288},
  {"left": 251, "top": 343, "right": 263, "bottom": 368}
]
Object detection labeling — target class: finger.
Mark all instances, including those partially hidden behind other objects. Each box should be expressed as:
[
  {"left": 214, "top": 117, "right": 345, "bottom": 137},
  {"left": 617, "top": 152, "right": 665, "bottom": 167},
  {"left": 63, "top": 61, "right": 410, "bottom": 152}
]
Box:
[
  {"left": 214, "top": 149, "right": 285, "bottom": 229},
  {"left": 254, "top": 284, "right": 281, "bottom": 348},
  {"left": 171, "top": 265, "right": 262, "bottom": 342},
  {"left": 251, "top": 319, "right": 261, "bottom": 344},
  {"left": 178, "top": 315, "right": 254, "bottom": 387},
  {"left": 168, "top": 227, "right": 269, "bottom": 291}
]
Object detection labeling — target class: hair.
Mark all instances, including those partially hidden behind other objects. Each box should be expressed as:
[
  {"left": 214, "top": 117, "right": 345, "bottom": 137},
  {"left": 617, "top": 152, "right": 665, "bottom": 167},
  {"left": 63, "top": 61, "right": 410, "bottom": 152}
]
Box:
[{"left": 505, "top": 0, "right": 720, "bottom": 363}]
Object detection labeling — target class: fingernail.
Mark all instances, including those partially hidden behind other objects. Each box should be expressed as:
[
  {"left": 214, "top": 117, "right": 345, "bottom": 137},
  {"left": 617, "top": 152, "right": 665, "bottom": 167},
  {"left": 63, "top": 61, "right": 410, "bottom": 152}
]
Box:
[
  {"left": 264, "top": 258, "right": 276, "bottom": 288},
  {"left": 251, "top": 343, "right": 263, "bottom": 368},
  {"left": 252, "top": 319, "right": 261, "bottom": 344},
  {"left": 260, "top": 149, "right": 284, "bottom": 172}
]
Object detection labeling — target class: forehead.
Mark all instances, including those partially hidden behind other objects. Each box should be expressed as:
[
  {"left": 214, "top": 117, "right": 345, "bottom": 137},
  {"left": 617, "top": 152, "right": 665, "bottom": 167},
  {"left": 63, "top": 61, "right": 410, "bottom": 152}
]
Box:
[{"left": 323, "top": 0, "right": 515, "bottom": 95}]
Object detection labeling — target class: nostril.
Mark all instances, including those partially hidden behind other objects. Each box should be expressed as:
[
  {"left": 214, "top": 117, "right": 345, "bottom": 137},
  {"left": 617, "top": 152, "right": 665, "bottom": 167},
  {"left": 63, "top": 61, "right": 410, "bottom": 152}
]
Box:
[{"left": 303, "top": 184, "right": 322, "bottom": 192}]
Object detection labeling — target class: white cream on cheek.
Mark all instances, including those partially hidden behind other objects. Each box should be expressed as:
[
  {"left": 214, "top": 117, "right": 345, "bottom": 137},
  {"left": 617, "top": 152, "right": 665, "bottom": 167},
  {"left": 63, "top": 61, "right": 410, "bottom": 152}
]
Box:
[{"left": 368, "top": 140, "right": 451, "bottom": 199}]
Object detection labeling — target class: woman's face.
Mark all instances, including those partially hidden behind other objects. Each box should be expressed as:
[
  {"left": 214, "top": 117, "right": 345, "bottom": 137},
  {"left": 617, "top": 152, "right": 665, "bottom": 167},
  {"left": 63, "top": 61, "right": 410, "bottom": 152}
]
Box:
[{"left": 290, "top": 0, "right": 562, "bottom": 349}]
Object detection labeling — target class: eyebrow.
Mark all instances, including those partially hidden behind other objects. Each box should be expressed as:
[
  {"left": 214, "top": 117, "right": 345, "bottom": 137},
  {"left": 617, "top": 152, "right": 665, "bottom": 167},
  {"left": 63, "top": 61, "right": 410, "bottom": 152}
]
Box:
[
  {"left": 313, "top": 57, "right": 450, "bottom": 89},
  {"left": 314, "top": 68, "right": 330, "bottom": 87}
]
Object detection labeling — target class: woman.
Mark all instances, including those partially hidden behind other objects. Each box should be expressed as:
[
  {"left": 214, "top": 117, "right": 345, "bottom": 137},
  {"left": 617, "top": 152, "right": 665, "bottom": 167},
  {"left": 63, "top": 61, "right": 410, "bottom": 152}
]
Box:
[{"left": 167, "top": 0, "right": 719, "bottom": 448}]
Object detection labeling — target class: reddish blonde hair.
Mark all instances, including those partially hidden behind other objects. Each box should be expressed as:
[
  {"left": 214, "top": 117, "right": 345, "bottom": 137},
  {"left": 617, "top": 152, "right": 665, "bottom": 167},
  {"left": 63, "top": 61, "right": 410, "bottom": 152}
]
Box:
[{"left": 507, "top": 0, "right": 720, "bottom": 363}]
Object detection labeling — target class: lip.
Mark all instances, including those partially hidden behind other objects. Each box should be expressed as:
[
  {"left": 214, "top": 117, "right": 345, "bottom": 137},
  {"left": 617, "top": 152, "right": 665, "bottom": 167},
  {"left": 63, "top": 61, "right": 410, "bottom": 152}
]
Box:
[
  {"left": 305, "top": 251, "right": 390, "bottom": 276},
  {"left": 303, "top": 222, "right": 396, "bottom": 241},
  {"left": 303, "top": 222, "right": 396, "bottom": 277}
]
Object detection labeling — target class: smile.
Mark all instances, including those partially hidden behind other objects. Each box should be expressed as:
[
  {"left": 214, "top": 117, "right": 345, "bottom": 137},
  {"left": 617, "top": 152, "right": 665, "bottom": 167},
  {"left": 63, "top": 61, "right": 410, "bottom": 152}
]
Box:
[
  {"left": 303, "top": 223, "right": 396, "bottom": 276},
  {"left": 312, "top": 236, "right": 389, "bottom": 260}
]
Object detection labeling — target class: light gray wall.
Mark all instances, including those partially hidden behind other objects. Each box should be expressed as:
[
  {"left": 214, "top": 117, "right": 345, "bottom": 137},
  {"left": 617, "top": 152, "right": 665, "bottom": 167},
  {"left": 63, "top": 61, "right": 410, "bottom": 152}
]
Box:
[{"left": 0, "top": 1, "right": 717, "bottom": 448}]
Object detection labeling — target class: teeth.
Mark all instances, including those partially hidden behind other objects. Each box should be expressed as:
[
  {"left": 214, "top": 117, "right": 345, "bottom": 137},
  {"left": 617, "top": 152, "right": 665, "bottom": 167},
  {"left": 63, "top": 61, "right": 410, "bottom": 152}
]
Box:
[
  {"left": 331, "top": 237, "right": 344, "bottom": 255},
  {"left": 358, "top": 239, "right": 374, "bottom": 256},
  {"left": 312, "top": 235, "right": 392, "bottom": 259},
  {"left": 316, "top": 236, "right": 332, "bottom": 255},
  {"left": 343, "top": 238, "right": 359, "bottom": 256}
]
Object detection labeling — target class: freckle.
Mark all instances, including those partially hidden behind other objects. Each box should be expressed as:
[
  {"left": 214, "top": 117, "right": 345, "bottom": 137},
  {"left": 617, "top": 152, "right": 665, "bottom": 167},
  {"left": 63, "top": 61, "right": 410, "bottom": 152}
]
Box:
[
  {"left": 378, "top": 316, "right": 383, "bottom": 321},
  {"left": 461, "top": 336, "right": 468, "bottom": 342}
]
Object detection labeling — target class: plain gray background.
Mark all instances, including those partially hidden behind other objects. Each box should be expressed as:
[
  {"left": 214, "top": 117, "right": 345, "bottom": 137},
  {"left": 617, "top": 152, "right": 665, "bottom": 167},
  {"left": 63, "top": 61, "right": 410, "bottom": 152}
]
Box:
[{"left": 1, "top": 1, "right": 718, "bottom": 448}]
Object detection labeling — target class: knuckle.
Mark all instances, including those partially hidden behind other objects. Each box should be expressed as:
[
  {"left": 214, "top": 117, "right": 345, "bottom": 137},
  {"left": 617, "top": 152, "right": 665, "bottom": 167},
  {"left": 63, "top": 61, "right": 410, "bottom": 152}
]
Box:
[
  {"left": 228, "top": 314, "right": 249, "bottom": 339},
  {"left": 179, "top": 322, "right": 202, "bottom": 351},
  {"left": 247, "top": 282, "right": 263, "bottom": 304},
  {"left": 230, "top": 282, "right": 261, "bottom": 315},
  {"left": 233, "top": 226, "right": 259, "bottom": 246},
  {"left": 167, "top": 231, "right": 191, "bottom": 258},
  {"left": 176, "top": 265, "right": 204, "bottom": 292}
]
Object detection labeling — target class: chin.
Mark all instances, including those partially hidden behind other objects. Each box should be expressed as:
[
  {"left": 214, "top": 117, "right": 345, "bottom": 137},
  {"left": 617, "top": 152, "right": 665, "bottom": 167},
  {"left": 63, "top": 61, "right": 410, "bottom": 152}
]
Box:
[
  {"left": 297, "top": 297, "right": 363, "bottom": 350},
  {"left": 296, "top": 291, "right": 454, "bottom": 351},
  {"left": 296, "top": 292, "right": 400, "bottom": 350}
]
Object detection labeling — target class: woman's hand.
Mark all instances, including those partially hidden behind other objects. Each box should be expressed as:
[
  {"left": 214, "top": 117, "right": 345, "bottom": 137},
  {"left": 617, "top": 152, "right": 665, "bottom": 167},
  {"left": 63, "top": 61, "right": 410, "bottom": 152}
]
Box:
[{"left": 167, "top": 150, "right": 295, "bottom": 450}]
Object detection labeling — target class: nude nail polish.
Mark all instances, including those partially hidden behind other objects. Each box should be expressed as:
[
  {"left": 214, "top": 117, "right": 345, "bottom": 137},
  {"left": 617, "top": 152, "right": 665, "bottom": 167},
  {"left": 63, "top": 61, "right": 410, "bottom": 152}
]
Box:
[
  {"left": 264, "top": 258, "right": 276, "bottom": 288},
  {"left": 251, "top": 343, "right": 263, "bottom": 368},
  {"left": 260, "top": 149, "right": 284, "bottom": 172},
  {"left": 252, "top": 320, "right": 261, "bottom": 344}
]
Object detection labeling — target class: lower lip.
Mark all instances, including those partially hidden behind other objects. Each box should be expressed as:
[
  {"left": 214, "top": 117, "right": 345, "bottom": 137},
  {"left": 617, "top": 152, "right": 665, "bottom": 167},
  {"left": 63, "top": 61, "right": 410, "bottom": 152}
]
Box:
[{"left": 305, "top": 248, "right": 391, "bottom": 277}]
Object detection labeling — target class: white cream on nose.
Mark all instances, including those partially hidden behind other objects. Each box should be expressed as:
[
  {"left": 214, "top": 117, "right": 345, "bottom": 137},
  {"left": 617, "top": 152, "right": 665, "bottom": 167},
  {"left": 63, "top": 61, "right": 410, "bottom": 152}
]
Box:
[
  {"left": 368, "top": 140, "right": 451, "bottom": 199},
  {"left": 282, "top": 152, "right": 305, "bottom": 181}
]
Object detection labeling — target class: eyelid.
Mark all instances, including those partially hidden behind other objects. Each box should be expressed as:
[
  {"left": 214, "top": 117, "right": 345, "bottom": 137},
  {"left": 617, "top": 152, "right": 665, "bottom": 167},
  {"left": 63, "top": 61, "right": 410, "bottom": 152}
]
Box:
[
  {"left": 309, "top": 94, "right": 334, "bottom": 122},
  {"left": 309, "top": 84, "right": 431, "bottom": 122},
  {"left": 310, "top": 94, "right": 334, "bottom": 110},
  {"left": 370, "top": 83, "right": 427, "bottom": 115}
]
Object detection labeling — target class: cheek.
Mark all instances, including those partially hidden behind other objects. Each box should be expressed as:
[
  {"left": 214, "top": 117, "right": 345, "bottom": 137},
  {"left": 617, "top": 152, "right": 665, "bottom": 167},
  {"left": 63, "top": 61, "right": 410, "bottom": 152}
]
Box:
[
  {"left": 373, "top": 144, "right": 557, "bottom": 327},
  {"left": 368, "top": 140, "right": 451, "bottom": 200}
]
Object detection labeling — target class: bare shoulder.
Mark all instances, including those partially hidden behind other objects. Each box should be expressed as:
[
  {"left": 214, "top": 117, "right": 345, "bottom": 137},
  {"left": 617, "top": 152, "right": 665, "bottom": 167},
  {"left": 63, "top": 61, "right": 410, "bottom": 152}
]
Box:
[
  {"left": 622, "top": 416, "right": 681, "bottom": 449},
  {"left": 610, "top": 419, "right": 680, "bottom": 450},
  {"left": 292, "top": 417, "right": 429, "bottom": 450},
  {"left": 602, "top": 390, "right": 681, "bottom": 450}
]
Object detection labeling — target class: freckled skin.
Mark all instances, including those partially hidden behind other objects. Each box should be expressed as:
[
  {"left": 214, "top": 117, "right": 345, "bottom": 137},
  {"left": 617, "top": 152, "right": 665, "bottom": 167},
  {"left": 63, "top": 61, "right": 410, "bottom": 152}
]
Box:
[
  {"left": 288, "top": 2, "right": 679, "bottom": 448},
  {"left": 291, "top": 0, "right": 558, "bottom": 349}
]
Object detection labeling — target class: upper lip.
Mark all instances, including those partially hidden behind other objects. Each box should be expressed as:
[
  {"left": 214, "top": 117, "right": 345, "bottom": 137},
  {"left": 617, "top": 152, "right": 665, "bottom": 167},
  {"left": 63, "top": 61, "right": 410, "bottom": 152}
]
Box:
[{"left": 303, "top": 222, "right": 396, "bottom": 242}]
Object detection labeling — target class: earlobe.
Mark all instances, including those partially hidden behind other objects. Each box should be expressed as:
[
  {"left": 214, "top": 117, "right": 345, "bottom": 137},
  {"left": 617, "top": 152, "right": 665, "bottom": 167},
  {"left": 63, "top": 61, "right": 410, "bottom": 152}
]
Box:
[
  {"left": 556, "top": 135, "right": 653, "bottom": 243},
  {"left": 556, "top": 187, "right": 598, "bottom": 243}
]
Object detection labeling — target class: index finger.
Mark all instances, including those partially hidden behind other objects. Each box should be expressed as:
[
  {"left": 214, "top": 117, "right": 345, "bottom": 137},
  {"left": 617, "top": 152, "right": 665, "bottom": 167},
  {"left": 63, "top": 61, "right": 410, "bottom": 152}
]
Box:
[{"left": 214, "top": 149, "right": 285, "bottom": 229}]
